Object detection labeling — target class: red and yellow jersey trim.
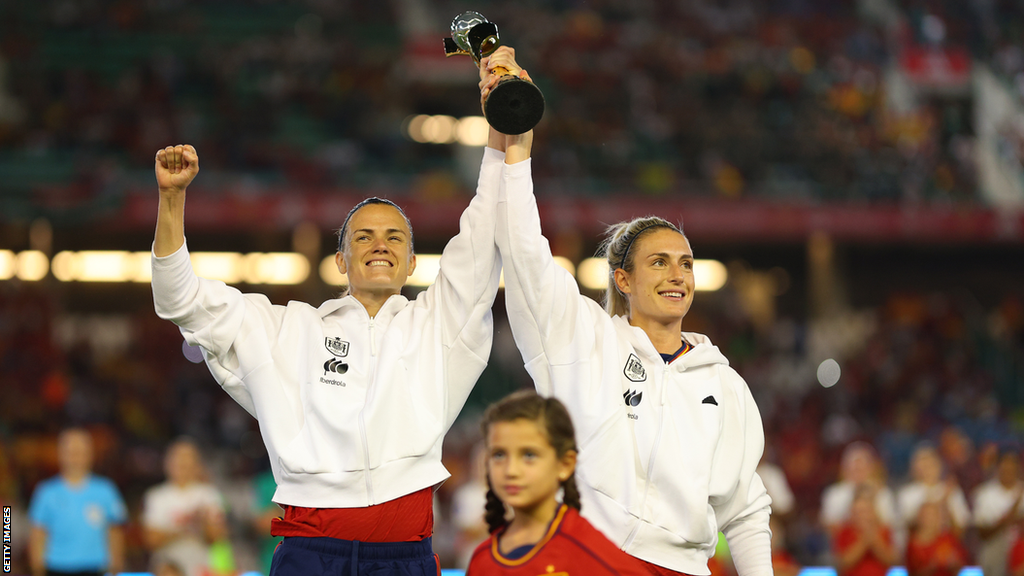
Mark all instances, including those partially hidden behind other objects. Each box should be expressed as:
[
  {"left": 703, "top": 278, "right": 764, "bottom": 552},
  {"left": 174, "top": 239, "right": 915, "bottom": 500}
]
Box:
[
  {"left": 665, "top": 341, "right": 692, "bottom": 364},
  {"left": 491, "top": 504, "right": 569, "bottom": 567}
]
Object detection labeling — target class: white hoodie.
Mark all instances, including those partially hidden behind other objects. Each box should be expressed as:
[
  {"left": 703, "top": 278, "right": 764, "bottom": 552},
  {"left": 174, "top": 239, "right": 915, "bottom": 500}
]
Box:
[
  {"left": 496, "top": 159, "right": 773, "bottom": 576},
  {"left": 151, "top": 149, "right": 505, "bottom": 508}
]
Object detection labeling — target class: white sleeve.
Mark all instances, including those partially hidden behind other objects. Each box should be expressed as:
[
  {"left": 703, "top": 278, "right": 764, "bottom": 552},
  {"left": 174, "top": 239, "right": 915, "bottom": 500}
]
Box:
[
  {"left": 151, "top": 241, "right": 285, "bottom": 415},
  {"left": 716, "top": 374, "right": 773, "bottom": 576},
  {"left": 495, "top": 157, "right": 595, "bottom": 396},
  {"left": 142, "top": 489, "right": 170, "bottom": 530},
  {"left": 820, "top": 483, "right": 851, "bottom": 527},
  {"left": 152, "top": 241, "right": 284, "bottom": 364},
  {"left": 950, "top": 487, "right": 971, "bottom": 528},
  {"left": 877, "top": 487, "right": 897, "bottom": 526},
  {"left": 973, "top": 486, "right": 1000, "bottom": 527},
  {"left": 725, "top": 511, "right": 774, "bottom": 576},
  {"left": 416, "top": 147, "right": 504, "bottom": 422},
  {"left": 758, "top": 464, "right": 794, "bottom": 515}
]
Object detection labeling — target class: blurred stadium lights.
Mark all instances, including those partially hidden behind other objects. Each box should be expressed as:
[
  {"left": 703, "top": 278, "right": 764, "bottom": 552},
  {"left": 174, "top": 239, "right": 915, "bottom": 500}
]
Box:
[
  {"left": 576, "top": 257, "right": 728, "bottom": 292},
  {"left": 497, "top": 256, "right": 575, "bottom": 289},
  {"left": 0, "top": 250, "right": 16, "bottom": 280},
  {"left": 242, "top": 252, "right": 310, "bottom": 285},
  {"left": 320, "top": 254, "right": 347, "bottom": 286},
  {"left": 5, "top": 250, "right": 49, "bottom": 281},
  {"left": 5, "top": 249, "right": 726, "bottom": 291},
  {"left": 52, "top": 251, "right": 151, "bottom": 283},
  {"left": 405, "top": 114, "right": 489, "bottom": 146},
  {"left": 407, "top": 254, "right": 441, "bottom": 286},
  {"left": 17, "top": 251, "right": 310, "bottom": 285}
]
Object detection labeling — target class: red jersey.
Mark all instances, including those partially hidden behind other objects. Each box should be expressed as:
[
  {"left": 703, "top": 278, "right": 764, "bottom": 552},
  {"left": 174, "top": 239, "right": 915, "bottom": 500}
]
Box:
[
  {"left": 833, "top": 524, "right": 893, "bottom": 576},
  {"left": 270, "top": 486, "right": 432, "bottom": 541},
  {"left": 905, "top": 532, "right": 967, "bottom": 576},
  {"left": 1008, "top": 536, "right": 1024, "bottom": 575},
  {"left": 467, "top": 504, "right": 649, "bottom": 576}
]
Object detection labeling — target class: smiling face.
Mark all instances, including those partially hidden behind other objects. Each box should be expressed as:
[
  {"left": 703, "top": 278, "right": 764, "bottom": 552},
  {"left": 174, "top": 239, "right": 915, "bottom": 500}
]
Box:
[
  {"left": 487, "top": 418, "right": 574, "bottom": 517},
  {"left": 336, "top": 203, "right": 416, "bottom": 299},
  {"left": 615, "top": 228, "right": 695, "bottom": 328}
]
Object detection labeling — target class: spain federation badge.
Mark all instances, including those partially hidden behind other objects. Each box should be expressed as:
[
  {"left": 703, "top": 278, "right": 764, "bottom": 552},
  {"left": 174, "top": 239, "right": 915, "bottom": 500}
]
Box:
[
  {"left": 623, "top": 353, "right": 647, "bottom": 383},
  {"left": 325, "top": 337, "right": 350, "bottom": 357}
]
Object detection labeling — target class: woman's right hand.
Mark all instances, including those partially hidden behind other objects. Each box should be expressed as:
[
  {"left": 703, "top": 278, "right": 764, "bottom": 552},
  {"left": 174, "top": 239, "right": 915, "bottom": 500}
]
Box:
[
  {"left": 155, "top": 144, "right": 199, "bottom": 195},
  {"left": 479, "top": 47, "right": 534, "bottom": 161}
]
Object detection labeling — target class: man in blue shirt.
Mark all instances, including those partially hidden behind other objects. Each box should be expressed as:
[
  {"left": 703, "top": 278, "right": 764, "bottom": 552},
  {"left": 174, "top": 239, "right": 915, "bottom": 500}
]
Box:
[{"left": 28, "top": 428, "right": 127, "bottom": 576}]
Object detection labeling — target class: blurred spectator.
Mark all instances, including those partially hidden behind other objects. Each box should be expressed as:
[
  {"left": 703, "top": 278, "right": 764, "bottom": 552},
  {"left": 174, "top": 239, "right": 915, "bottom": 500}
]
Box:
[
  {"left": 771, "top": 514, "right": 802, "bottom": 576},
  {"left": 27, "top": 428, "right": 126, "bottom": 576},
  {"left": 759, "top": 450, "right": 800, "bottom": 576},
  {"left": 905, "top": 501, "right": 968, "bottom": 576},
  {"left": 821, "top": 442, "right": 897, "bottom": 532},
  {"left": 449, "top": 442, "right": 489, "bottom": 569},
  {"left": 833, "top": 484, "right": 898, "bottom": 576},
  {"left": 250, "top": 468, "right": 282, "bottom": 575},
  {"left": 142, "top": 438, "right": 229, "bottom": 576},
  {"left": 973, "top": 450, "right": 1024, "bottom": 576},
  {"left": 897, "top": 443, "right": 971, "bottom": 535},
  {"left": 1009, "top": 525, "right": 1024, "bottom": 576},
  {"left": 758, "top": 451, "right": 795, "bottom": 518}
]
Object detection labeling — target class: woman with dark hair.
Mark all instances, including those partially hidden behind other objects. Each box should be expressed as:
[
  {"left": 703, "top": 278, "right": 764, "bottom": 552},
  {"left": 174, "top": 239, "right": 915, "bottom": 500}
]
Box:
[
  {"left": 484, "top": 47, "right": 773, "bottom": 576},
  {"left": 150, "top": 139, "right": 507, "bottom": 574},
  {"left": 467, "top": 390, "right": 647, "bottom": 575}
]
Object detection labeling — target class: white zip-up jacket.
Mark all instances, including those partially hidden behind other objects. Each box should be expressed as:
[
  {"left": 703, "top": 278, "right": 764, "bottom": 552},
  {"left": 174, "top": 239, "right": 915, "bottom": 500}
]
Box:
[
  {"left": 496, "top": 159, "right": 773, "bottom": 576},
  {"left": 151, "top": 149, "right": 505, "bottom": 509}
]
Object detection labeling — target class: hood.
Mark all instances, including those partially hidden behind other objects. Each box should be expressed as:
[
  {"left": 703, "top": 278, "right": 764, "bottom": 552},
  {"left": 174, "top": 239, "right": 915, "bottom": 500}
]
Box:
[{"left": 611, "top": 315, "right": 730, "bottom": 371}]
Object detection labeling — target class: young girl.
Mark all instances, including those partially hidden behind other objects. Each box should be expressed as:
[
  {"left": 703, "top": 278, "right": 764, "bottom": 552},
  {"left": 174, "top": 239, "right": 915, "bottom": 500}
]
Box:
[
  {"left": 904, "top": 501, "right": 967, "bottom": 576},
  {"left": 482, "top": 47, "right": 772, "bottom": 576},
  {"left": 467, "top": 391, "right": 648, "bottom": 575},
  {"left": 833, "top": 485, "right": 898, "bottom": 576}
]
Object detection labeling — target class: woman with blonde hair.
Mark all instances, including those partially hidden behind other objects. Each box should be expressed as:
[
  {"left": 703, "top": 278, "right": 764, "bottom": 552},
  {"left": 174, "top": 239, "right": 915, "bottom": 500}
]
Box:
[{"left": 484, "top": 47, "right": 772, "bottom": 576}]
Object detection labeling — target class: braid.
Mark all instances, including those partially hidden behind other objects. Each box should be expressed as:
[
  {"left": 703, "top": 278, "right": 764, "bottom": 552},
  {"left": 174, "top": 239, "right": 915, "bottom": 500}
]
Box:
[
  {"left": 562, "top": 472, "right": 582, "bottom": 512},
  {"left": 484, "top": 480, "right": 510, "bottom": 533}
]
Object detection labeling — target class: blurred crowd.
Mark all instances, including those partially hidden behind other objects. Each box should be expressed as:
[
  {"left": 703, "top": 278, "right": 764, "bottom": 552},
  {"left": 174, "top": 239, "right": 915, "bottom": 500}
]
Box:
[
  {"left": 3, "top": 0, "right": 1024, "bottom": 574},
  {"left": 1, "top": 0, "right": 1023, "bottom": 217},
  {"left": 2, "top": 276, "right": 1023, "bottom": 573}
]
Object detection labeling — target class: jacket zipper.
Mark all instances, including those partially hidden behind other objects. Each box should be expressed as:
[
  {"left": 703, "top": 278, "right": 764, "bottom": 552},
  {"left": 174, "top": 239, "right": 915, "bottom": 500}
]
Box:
[
  {"left": 360, "top": 314, "right": 377, "bottom": 503},
  {"left": 623, "top": 362, "right": 669, "bottom": 549}
]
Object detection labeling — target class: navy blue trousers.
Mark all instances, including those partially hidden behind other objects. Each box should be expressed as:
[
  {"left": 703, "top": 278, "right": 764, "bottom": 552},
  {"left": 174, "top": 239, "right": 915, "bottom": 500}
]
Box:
[{"left": 269, "top": 536, "right": 439, "bottom": 576}]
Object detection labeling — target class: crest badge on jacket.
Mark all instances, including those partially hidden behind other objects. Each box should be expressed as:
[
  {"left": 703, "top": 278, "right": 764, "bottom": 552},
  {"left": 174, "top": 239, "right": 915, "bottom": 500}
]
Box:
[
  {"left": 325, "top": 337, "right": 350, "bottom": 357},
  {"left": 623, "top": 353, "right": 646, "bottom": 382}
]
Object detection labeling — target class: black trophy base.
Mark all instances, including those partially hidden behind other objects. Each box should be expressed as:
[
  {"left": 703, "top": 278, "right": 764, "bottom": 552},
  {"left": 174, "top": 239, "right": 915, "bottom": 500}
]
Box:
[{"left": 484, "top": 76, "right": 545, "bottom": 135}]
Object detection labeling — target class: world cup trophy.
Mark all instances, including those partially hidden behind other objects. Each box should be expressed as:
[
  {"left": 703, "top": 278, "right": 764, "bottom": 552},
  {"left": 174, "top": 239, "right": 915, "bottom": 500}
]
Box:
[{"left": 443, "top": 11, "right": 544, "bottom": 135}]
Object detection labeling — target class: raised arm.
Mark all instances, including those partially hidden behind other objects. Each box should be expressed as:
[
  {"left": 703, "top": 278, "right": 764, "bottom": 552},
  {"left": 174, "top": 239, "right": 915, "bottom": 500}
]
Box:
[
  {"left": 154, "top": 145, "right": 198, "bottom": 257},
  {"left": 488, "top": 49, "right": 593, "bottom": 393},
  {"left": 150, "top": 144, "right": 275, "bottom": 416}
]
